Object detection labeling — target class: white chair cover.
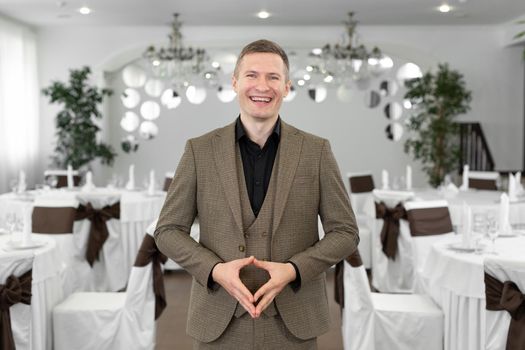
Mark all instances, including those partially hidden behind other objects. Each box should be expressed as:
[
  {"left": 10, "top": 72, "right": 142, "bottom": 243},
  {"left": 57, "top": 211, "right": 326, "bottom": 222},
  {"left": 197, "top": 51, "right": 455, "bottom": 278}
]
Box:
[
  {"left": 405, "top": 200, "right": 456, "bottom": 293},
  {"left": 0, "top": 251, "right": 34, "bottom": 350},
  {"left": 73, "top": 193, "right": 126, "bottom": 292},
  {"left": 371, "top": 190, "right": 414, "bottom": 293},
  {"left": 53, "top": 221, "right": 160, "bottom": 350},
  {"left": 347, "top": 172, "right": 375, "bottom": 269},
  {"left": 484, "top": 256, "right": 525, "bottom": 350},
  {"left": 342, "top": 259, "right": 444, "bottom": 350}
]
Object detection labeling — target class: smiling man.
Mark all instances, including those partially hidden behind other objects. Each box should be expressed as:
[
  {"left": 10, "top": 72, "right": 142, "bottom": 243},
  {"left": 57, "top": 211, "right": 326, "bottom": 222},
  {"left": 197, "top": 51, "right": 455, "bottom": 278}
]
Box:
[{"left": 155, "top": 39, "right": 359, "bottom": 349}]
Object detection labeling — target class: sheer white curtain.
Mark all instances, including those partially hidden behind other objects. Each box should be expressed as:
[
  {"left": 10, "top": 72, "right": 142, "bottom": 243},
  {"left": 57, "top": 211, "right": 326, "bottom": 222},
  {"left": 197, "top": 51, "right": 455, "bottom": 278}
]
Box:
[{"left": 0, "top": 16, "right": 39, "bottom": 193}]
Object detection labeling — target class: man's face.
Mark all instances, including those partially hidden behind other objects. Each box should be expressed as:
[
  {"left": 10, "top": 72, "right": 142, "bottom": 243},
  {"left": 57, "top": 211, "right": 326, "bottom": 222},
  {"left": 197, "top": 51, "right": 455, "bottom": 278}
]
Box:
[{"left": 232, "top": 52, "right": 291, "bottom": 122}]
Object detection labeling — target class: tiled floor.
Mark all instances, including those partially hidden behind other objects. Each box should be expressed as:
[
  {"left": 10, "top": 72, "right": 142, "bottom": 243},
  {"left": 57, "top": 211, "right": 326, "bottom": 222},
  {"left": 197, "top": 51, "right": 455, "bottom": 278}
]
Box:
[{"left": 156, "top": 269, "right": 343, "bottom": 349}]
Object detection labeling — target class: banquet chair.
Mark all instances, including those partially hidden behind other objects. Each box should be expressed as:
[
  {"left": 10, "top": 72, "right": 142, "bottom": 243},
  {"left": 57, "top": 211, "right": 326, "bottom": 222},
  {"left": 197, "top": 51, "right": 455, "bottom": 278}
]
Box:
[
  {"left": 53, "top": 221, "right": 167, "bottom": 350},
  {"left": 484, "top": 256, "right": 525, "bottom": 350},
  {"left": 31, "top": 195, "right": 83, "bottom": 296},
  {"left": 162, "top": 171, "right": 175, "bottom": 191},
  {"left": 371, "top": 189, "right": 414, "bottom": 293},
  {"left": 404, "top": 200, "right": 455, "bottom": 293},
  {"left": 341, "top": 250, "right": 443, "bottom": 350},
  {"left": 347, "top": 172, "right": 375, "bottom": 269},
  {"left": 468, "top": 171, "right": 499, "bottom": 191},
  {"left": 72, "top": 194, "right": 126, "bottom": 292},
  {"left": 0, "top": 251, "right": 34, "bottom": 350},
  {"left": 44, "top": 169, "right": 81, "bottom": 188}
]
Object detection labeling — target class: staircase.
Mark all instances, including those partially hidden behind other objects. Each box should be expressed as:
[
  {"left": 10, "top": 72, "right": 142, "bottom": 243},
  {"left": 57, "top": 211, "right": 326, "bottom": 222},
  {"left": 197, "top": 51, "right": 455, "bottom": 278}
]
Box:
[{"left": 458, "top": 122, "right": 495, "bottom": 173}]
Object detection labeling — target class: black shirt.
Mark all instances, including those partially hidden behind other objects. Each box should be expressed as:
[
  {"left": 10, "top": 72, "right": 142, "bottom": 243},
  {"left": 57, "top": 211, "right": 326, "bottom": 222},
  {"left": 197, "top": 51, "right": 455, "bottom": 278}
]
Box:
[{"left": 235, "top": 116, "right": 280, "bottom": 217}]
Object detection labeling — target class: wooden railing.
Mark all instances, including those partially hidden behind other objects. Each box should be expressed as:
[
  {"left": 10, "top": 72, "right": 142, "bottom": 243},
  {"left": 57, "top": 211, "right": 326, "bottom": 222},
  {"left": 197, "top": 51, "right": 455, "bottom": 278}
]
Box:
[{"left": 458, "top": 122, "right": 495, "bottom": 173}]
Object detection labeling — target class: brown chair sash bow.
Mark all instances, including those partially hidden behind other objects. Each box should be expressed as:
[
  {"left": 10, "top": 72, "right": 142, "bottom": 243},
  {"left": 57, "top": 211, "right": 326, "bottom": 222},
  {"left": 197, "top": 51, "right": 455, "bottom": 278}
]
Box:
[
  {"left": 469, "top": 178, "right": 498, "bottom": 191},
  {"left": 349, "top": 175, "right": 375, "bottom": 194},
  {"left": 32, "top": 207, "right": 76, "bottom": 234},
  {"left": 335, "top": 250, "right": 363, "bottom": 309},
  {"left": 406, "top": 207, "right": 453, "bottom": 237},
  {"left": 75, "top": 202, "right": 120, "bottom": 267},
  {"left": 375, "top": 201, "right": 407, "bottom": 260},
  {"left": 134, "top": 234, "right": 168, "bottom": 320},
  {"left": 485, "top": 273, "right": 525, "bottom": 350},
  {"left": 0, "top": 270, "right": 32, "bottom": 350}
]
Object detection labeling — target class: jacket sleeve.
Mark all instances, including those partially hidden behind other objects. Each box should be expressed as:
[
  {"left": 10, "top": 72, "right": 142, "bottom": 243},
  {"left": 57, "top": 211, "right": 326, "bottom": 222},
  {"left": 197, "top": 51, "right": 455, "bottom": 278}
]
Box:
[
  {"left": 154, "top": 140, "right": 223, "bottom": 287},
  {"left": 288, "top": 139, "right": 360, "bottom": 284}
]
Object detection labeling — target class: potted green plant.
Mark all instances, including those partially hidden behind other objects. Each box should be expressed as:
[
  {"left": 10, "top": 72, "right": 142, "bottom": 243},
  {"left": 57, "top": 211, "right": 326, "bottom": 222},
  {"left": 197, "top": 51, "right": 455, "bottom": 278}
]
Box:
[
  {"left": 403, "top": 63, "right": 472, "bottom": 187},
  {"left": 42, "top": 66, "right": 116, "bottom": 169},
  {"left": 515, "top": 20, "right": 525, "bottom": 59}
]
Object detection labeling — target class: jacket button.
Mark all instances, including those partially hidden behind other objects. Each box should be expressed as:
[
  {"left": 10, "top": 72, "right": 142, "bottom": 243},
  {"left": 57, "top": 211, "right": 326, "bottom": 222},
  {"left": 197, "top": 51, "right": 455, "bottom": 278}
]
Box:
[
  {"left": 239, "top": 245, "right": 245, "bottom": 252},
  {"left": 244, "top": 233, "right": 250, "bottom": 238},
  {"left": 261, "top": 231, "right": 268, "bottom": 237}
]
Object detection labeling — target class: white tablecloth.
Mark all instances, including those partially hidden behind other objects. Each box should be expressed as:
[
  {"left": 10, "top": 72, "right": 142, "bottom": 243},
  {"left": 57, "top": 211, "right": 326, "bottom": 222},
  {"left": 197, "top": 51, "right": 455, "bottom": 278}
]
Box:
[
  {"left": 422, "top": 234, "right": 525, "bottom": 350},
  {"left": 0, "top": 234, "right": 63, "bottom": 350}
]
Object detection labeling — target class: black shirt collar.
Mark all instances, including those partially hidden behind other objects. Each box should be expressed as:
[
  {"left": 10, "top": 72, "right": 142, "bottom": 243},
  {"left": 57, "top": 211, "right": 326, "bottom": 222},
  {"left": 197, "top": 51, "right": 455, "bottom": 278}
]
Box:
[{"left": 235, "top": 116, "right": 281, "bottom": 143}]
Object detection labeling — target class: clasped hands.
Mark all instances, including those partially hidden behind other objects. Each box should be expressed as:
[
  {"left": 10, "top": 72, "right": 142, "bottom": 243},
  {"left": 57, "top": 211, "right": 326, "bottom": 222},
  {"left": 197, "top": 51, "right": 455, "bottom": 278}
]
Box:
[{"left": 211, "top": 256, "right": 296, "bottom": 319}]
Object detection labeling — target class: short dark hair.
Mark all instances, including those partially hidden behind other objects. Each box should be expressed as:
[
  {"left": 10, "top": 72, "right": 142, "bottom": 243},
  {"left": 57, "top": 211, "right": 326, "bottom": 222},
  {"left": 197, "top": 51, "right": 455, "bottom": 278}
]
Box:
[{"left": 233, "top": 39, "right": 290, "bottom": 80}]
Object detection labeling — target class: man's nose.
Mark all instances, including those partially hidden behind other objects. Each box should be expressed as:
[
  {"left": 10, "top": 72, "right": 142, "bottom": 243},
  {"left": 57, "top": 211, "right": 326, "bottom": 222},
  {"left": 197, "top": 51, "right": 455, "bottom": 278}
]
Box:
[{"left": 254, "top": 77, "right": 270, "bottom": 91}]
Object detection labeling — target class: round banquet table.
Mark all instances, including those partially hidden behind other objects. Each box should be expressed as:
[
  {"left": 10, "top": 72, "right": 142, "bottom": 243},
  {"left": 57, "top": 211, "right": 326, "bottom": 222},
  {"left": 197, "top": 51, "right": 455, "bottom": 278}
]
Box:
[
  {"left": 421, "top": 234, "right": 525, "bottom": 350},
  {"left": 0, "top": 188, "right": 166, "bottom": 289},
  {"left": 0, "top": 234, "right": 63, "bottom": 350}
]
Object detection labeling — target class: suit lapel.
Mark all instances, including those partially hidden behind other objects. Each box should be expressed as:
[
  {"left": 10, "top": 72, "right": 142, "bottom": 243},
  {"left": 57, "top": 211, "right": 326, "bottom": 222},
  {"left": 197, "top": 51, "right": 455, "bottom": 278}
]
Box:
[
  {"left": 212, "top": 122, "right": 244, "bottom": 234},
  {"left": 272, "top": 121, "right": 304, "bottom": 235}
]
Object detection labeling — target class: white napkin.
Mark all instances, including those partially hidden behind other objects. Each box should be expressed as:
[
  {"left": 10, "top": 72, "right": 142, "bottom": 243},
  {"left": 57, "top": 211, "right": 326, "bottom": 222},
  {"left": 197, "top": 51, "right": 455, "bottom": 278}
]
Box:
[
  {"left": 499, "top": 193, "right": 512, "bottom": 235},
  {"left": 405, "top": 165, "right": 412, "bottom": 190},
  {"left": 82, "top": 171, "right": 96, "bottom": 192},
  {"left": 381, "top": 169, "right": 389, "bottom": 190},
  {"left": 460, "top": 164, "right": 469, "bottom": 191},
  {"left": 461, "top": 202, "right": 472, "bottom": 248},
  {"left": 67, "top": 164, "right": 74, "bottom": 189},
  {"left": 508, "top": 173, "right": 518, "bottom": 202},
  {"left": 125, "top": 164, "right": 135, "bottom": 190},
  {"left": 148, "top": 169, "right": 156, "bottom": 195},
  {"left": 515, "top": 171, "right": 524, "bottom": 194},
  {"left": 17, "top": 170, "right": 27, "bottom": 193},
  {"left": 22, "top": 206, "right": 32, "bottom": 246}
]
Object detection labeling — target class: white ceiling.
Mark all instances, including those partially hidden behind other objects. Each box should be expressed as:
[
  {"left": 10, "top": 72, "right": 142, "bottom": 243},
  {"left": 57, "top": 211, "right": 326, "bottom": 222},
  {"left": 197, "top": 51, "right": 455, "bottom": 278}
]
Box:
[{"left": 0, "top": 0, "right": 524, "bottom": 27}]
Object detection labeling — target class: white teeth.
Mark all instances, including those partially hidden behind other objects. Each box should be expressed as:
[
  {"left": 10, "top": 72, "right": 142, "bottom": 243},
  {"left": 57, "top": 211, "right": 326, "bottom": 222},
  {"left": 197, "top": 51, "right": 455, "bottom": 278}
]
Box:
[{"left": 250, "top": 97, "right": 271, "bottom": 102}]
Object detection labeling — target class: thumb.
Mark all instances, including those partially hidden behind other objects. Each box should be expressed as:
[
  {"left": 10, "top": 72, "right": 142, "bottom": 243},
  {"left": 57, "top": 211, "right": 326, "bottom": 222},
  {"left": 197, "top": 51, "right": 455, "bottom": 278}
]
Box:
[
  {"left": 237, "top": 255, "right": 255, "bottom": 267},
  {"left": 253, "top": 258, "right": 270, "bottom": 270}
]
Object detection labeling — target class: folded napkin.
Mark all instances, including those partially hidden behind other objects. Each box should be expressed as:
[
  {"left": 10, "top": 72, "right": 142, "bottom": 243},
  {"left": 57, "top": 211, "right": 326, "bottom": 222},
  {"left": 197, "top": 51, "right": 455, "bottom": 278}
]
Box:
[
  {"left": 460, "top": 164, "right": 469, "bottom": 191},
  {"left": 67, "top": 164, "right": 74, "bottom": 189},
  {"left": 381, "top": 169, "right": 389, "bottom": 190},
  {"left": 508, "top": 173, "right": 518, "bottom": 202},
  {"left": 461, "top": 202, "right": 472, "bottom": 248},
  {"left": 499, "top": 193, "right": 512, "bottom": 235},
  {"left": 125, "top": 164, "right": 135, "bottom": 190},
  {"left": 515, "top": 171, "right": 524, "bottom": 194},
  {"left": 406, "top": 165, "right": 412, "bottom": 190},
  {"left": 82, "top": 171, "right": 96, "bottom": 192},
  {"left": 148, "top": 169, "right": 156, "bottom": 195},
  {"left": 17, "top": 170, "right": 27, "bottom": 193}
]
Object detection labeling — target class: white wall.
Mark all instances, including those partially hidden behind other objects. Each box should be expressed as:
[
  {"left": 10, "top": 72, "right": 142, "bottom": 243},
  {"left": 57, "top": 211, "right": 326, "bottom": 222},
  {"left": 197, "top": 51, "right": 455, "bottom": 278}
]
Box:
[{"left": 36, "top": 24, "right": 524, "bottom": 188}]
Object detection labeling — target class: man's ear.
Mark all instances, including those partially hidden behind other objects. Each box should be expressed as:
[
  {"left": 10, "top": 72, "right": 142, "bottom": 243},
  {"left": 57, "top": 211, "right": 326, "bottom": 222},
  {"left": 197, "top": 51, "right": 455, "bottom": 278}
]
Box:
[{"left": 232, "top": 74, "right": 238, "bottom": 93}]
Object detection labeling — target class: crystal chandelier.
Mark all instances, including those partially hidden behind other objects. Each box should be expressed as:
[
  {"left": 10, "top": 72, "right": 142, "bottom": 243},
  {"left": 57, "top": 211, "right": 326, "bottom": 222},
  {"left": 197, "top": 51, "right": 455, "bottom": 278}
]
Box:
[
  {"left": 143, "top": 13, "right": 211, "bottom": 88},
  {"left": 305, "top": 12, "right": 393, "bottom": 87}
]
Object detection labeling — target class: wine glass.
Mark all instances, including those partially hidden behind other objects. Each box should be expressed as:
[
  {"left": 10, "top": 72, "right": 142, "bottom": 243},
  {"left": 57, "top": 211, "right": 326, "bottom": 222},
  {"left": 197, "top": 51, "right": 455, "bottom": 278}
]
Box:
[
  {"left": 5, "top": 213, "right": 17, "bottom": 234},
  {"left": 486, "top": 212, "right": 499, "bottom": 254},
  {"left": 46, "top": 175, "right": 58, "bottom": 188}
]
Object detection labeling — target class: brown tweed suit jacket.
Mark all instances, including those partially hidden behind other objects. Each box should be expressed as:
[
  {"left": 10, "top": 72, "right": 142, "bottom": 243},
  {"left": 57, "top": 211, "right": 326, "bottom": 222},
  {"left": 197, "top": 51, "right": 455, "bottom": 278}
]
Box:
[{"left": 154, "top": 120, "right": 359, "bottom": 343}]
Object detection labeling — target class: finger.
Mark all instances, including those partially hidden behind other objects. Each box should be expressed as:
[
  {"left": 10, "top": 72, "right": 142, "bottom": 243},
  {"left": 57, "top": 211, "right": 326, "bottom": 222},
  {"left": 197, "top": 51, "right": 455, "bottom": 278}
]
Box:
[
  {"left": 253, "top": 258, "right": 271, "bottom": 271},
  {"left": 255, "top": 290, "right": 276, "bottom": 318},
  {"left": 237, "top": 255, "right": 255, "bottom": 268},
  {"left": 237, "top": 296, "right": 256, "bottom": 318},
  {"left": 233, "top": 280, "right": 255, "bottom": 303},
  {"left": 254, "top": 281, "right": 272, "bottom": 302}
]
